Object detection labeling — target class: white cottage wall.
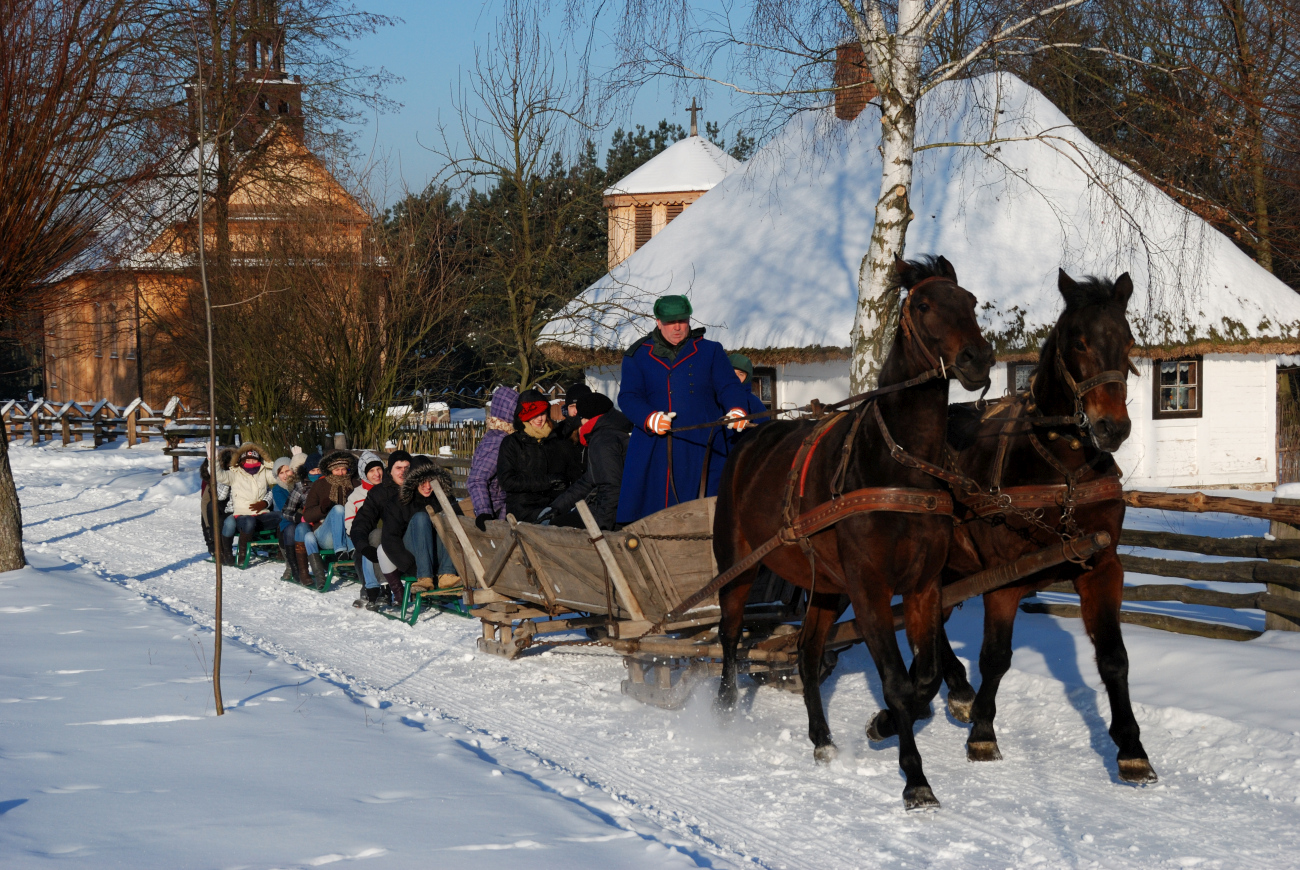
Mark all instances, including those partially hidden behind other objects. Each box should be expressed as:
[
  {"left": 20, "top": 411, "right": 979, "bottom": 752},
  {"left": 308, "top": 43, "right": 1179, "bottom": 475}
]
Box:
[{"left": 587, "top": 354, "right": 1278, "bottom": 490}]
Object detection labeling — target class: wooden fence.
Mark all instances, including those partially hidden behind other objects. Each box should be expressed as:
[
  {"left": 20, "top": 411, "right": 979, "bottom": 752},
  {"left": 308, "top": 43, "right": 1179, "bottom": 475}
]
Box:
[
  {"left": 1, "top": 397, "right": 490, "bottom": 474},
  {"left": 1023, "top": 489, "right": 1300, "bottom": 641}
]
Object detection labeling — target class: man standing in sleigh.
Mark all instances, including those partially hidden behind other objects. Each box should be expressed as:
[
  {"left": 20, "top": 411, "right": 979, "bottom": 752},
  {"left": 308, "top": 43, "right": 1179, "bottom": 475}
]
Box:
[{"left": 617, "top": 294, "right": 752, "bottom": 524}]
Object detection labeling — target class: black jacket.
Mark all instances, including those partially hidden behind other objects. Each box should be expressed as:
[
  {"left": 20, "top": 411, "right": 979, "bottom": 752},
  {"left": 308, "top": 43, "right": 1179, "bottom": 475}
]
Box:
[
  {"left": 349, "top": 462, "right": 460, "bottom": 575},
  {"left": 551, "top": 410, "right": 632, "bottom": 530},
  {"left": 496, "top": 428, "right": 583, "bottom": 523}
]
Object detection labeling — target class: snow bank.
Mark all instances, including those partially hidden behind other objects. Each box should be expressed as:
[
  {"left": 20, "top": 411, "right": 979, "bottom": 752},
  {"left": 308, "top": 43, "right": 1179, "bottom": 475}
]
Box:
[{"left": 561, "top": 73, "right": 1300, "bottom": 352}]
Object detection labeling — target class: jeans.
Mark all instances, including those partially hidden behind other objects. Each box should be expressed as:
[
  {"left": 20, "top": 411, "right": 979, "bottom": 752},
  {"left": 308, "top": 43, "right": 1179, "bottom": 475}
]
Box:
[
  {"left": 376, "top": 512, "right": 457, "bottom": 578},
  {"left": 221, "top": 512, "right": 281, "bottom": 539},
  {"left": 295, "top": 505, "right": 350, "bottom": 555}
]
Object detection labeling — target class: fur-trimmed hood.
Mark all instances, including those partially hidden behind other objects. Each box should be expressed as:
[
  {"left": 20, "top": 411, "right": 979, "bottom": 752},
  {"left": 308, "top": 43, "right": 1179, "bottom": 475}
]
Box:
[
  {"left": 229, "top": 442, "right": 271, "bottom": 468},
  {"left": 399, "top": 461, "right": 457, "bottom": 505},
  {"left": 319, "top": 449, "right": 358, "bottom": 476}
]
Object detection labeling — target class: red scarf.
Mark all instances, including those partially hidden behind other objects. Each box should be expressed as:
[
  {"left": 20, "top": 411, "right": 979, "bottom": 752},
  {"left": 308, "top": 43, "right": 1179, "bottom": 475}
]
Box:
[{"left": 579, "top": 415, "right": 601, "bottom": 446}]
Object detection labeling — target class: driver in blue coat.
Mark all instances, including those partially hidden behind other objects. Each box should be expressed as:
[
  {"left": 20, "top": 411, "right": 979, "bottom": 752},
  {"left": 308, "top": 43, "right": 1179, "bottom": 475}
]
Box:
[{"left": 617, "top": 295, "right": 752, "bottom": 524}]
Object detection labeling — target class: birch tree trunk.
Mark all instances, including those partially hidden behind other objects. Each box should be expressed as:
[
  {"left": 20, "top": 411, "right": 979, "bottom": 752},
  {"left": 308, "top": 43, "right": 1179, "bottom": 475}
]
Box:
[{"left": 847, "top": 4, "right": 925, "bottom": 393}]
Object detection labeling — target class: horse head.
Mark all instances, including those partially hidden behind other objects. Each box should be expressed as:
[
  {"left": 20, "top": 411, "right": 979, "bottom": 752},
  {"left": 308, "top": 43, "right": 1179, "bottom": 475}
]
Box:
[
  {"left": 1037, "top": 270, "right": 1137, "bottom": 453},
  {"left": 894, "top": 255, "right": 996, "bottom": 392}
]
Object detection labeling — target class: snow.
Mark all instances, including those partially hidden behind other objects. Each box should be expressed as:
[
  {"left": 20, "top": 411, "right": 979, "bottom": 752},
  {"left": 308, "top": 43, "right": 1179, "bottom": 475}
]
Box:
[
  {"left": 9, "top": 440, "right": 1300, "bottom": 868},
  {"left": 565, "top": 73, "right": 1300, "bottom": 352},
  {"left": 605, "top": 136, "right": 741, "bottom": 196}
]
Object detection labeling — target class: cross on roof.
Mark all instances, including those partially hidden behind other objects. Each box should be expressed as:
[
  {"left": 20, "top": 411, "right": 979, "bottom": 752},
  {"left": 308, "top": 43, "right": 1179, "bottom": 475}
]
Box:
[{"left": 687, "top": 98, "right": 702, "bottom": 137}]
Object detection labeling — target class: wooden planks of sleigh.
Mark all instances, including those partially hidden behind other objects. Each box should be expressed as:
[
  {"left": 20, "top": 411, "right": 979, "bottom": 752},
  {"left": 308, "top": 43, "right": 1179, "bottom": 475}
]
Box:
[{"left": 428, "top": 488, "right": 802, "bottom": 709}]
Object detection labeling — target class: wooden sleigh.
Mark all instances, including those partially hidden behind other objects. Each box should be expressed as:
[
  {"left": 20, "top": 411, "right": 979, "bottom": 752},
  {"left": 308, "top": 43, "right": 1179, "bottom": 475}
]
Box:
[{"left": 426, "top": 484, "right": 1111, "bottom": 710}]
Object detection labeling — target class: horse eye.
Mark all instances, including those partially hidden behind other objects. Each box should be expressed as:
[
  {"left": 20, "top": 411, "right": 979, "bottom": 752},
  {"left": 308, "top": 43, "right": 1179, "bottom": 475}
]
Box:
[
  {"left": 1072, "top": 339, "right": 1086, "bottom": 352},
  {"left": 917, "top": 302, "right": 930, "bottom": 313}
]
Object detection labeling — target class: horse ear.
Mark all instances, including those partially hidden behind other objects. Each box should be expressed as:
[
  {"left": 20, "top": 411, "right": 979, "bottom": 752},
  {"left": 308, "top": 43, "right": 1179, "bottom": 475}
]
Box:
[
  {"left": 893, "top": 255, "right": 915, "bottom": 288},
  {"left": 934, "top": 255, "right": 958, "bottom": 284},
  {"left": 1113, "top": 273, "right": 1134, "bottom": 308},
  {"left": 1058, "top": 268, "right": 1085, "bottom": 309}
]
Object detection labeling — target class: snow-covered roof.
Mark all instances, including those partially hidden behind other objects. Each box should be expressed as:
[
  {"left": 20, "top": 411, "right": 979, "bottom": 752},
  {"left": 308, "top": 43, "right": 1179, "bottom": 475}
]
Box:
[
  {"left": 604, "top": 136, "right": 741, "bottom": 197},
  {"left": 565, "top": 73, "right": 1300, "bottom": 353}
]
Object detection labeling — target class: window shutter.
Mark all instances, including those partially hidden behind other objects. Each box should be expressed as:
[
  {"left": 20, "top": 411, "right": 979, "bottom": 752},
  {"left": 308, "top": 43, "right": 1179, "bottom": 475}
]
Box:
[
  {"left": 666, "top": 203, "right": 684, "bottom": 223},
  {"left": 634, "top": 205, "right": 652, "bottom": 250}
]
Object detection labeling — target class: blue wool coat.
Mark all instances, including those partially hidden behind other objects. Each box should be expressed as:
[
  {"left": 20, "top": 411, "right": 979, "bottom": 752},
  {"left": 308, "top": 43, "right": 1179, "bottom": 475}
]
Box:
[{"left": 617, "top": 329, "right": 752, "bottom": 524}]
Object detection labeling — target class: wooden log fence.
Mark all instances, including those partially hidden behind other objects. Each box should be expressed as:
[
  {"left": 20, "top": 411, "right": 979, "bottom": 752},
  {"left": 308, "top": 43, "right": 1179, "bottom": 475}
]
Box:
[{"left": 1026, "top": 490, "right": 1300, "bottom": 641}]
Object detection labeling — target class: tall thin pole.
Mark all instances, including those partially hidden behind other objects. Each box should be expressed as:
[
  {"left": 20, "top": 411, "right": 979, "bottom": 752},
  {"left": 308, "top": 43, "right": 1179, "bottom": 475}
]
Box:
[{"left": 194, "top": 53, "right": 224, "bottom": 717}]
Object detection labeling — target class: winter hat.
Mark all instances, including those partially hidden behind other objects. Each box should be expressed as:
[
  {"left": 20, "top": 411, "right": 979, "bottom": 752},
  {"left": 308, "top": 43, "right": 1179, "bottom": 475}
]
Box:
[
  {"left": 728, "top": 353, "right": 754, "bottom": 381},
  {"left": 321, "top": 449, "right": 357, "bottom": 475},
  {"left": 359, "top": 450, "right": 383, "bottom": 477},
  {"left": 386, "top": 449, "right": 412, "bottom": 472},
  {"left": 408, "top": 454, "right": 434, "bottom": 472},
  {"left": 273, "top": 456, "right": 292, "bottom": 475},
  {"left": 654, "top": 294, "right": 692, "bottom": 322},
  {"left": 303, "top": 451, "right": 322, "bottom": 473},
  {"left": 487, "top": 386, "right": 519, "bottom": 421},
  {"left": 564, "top": 382, "right": 592, "bottom": 408},
  {"left": 576, "top": 392, "right": 613, "bottom": 420},
  {"left": 516, "top": 389, "right": 550, "bottom": 424}
]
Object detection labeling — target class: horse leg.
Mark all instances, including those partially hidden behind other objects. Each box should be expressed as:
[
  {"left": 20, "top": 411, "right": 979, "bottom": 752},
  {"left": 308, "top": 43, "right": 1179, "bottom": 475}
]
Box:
[
  {"left": 849, "top": 582, "right": 939, "bottom": 811},
  {"left": 966, "top": 586, "right": 1022, "bottom": 762},
  {"left": 939, "top": 614, "right": 976, "bottom": 723},
  {"left": 1077, "top": 556, "right": 1157, "bottom": 784},
  {"left": 800, "top": 591, "right": 841, "bottom": 763},
  {"left": 867, "top": 580, "right": 943, "bottom": 741},
  {"left": 714, "top": 567, "right": 757, "bottom": 715}
]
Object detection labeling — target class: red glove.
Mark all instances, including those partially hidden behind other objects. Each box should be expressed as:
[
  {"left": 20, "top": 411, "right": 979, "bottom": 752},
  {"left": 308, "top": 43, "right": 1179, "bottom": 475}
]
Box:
[{"left": 725, "top": 408, "right": 749, "bottom": 431}]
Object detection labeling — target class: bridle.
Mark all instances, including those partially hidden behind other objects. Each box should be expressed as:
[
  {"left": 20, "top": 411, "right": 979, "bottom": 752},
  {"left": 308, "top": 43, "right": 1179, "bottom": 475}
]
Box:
[{"left": 1046, "top": 342, "right": 1137, "bottom": 437}]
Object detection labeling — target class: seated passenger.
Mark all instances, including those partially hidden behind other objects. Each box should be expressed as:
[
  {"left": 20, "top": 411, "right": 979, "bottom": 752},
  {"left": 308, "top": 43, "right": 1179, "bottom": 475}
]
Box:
[
  {"left": 496, "top": 389, "right": 583, "bottom": 524},
  {"left": 279, "top": 451, "right": 320, "bottom": 586},
  {"left": 555, "top": 381, "right": 592, "bottom": 443},
  {"left": 549, "top": 392, "right": 632, "bottom": 530},
  {"left": 728, "top": 353, "right": 769, "bottom": 432},
  {"left": 345, "top": 452, "right": 385, "bottom": 608},
  {"left": 270, "top": 457, "right": 296, "bottom": 511},
  {"left": 350, "top": 453, "right": 460, "bottom": 607},
  {"left": 211, "top": 443, "right": 282, "bottom": 565},
  {"left": 200, "top": 448, "right": 234, "bottom": 558},
  {"left": 467, "top": 387, "right": 518, "bottom": 531},
  {"left": 295, "top": 450, "right": 359, "bottom": 589}
]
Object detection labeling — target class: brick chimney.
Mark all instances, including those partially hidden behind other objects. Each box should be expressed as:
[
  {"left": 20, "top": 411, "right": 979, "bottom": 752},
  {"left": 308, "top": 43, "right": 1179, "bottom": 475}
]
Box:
[{"left": 834, "top": 42, "right": 878, "bottom": 122}]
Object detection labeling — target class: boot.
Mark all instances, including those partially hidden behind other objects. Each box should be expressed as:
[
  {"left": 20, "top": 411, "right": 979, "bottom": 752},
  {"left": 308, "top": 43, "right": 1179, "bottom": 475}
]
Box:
[
  {"left": 309, "top": 552, "right": 328, "bottom": 591},
  {"left": 437, "top": 573, "right": 461, "bottom": 589},
  {"left": 382, "top": 570, "right": 404, "bottom": 609},
  {"left": 236, "top": 532, "right": 253, "bottom": 568},
  {"left": 412, "top": 576, "right": 435, "bottom": 591},
  {"left": 219, "top": 535, "right": 236, "bottom": 566},
  {"left": 364, "top": 585, "right": 383, "bottom": 611},
  {"left": 294, "top": 543, "right": 312, "bottom": 587}
]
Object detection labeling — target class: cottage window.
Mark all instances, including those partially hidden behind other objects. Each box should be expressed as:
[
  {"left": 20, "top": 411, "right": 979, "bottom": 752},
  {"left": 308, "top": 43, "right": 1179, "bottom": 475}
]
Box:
[
  {"left": 1007, "top": 362, "right": 1035, "bottom": 395},
  {"left": 751, "top": 367, "right": 777, "bottom": 409},
  {"left": 634, "top": 205, "right": 652, "bottom": 250},
  {"left": 1154, "top": 356, "right": 1202, "bottom": 419}
]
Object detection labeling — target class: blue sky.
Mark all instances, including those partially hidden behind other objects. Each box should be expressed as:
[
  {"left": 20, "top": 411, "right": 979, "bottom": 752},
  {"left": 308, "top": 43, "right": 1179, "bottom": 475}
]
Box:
[{"left": 343, "top": 0, "right": 747, "bottom": 205}]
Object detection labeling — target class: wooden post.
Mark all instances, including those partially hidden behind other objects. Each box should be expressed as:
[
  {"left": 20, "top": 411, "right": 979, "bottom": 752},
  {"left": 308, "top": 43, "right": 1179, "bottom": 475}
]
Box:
[
  {"left": 58, "top": 403, "right": 72, "bottom": 447},
  {"left": 576, "top": 499, "right": 647, "bottom": 623},
  {"left": 1267, "top": 496, "right": 1300, "bottom": 631},
  {"left": 430, "top": 482, "right": 485, "bottom": 585}
]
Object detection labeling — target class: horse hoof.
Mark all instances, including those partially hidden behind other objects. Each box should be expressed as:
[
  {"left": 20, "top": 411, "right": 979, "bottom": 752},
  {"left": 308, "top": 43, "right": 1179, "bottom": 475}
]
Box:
[
  {"left": 967, "top": 740, "right": 1002, "bottom": 762},
  {"left": 865, "top": 711, "right": 895, "bottom": 742},
  {"left": 813, "top": 743, "right": 839, "bottom": 765},
  {"left": 947, "top": 693, "right": 974, "bottom": 724},
  {"left": 903, "top": 785, "right": 940, "bottom": 812},
  {"left": 1118, "top": 757, "right": 1158, "bottom": 784}
]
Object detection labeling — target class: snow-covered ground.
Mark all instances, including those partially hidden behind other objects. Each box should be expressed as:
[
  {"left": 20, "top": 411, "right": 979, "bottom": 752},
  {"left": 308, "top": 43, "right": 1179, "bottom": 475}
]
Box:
[{"left": 7, "top": 441, "right": 1300, "bottom": 869}]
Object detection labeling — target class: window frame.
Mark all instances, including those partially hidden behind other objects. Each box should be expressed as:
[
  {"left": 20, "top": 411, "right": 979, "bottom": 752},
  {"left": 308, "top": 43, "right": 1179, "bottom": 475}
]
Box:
[
  {"left": 751, "top": 366, "right": 777, "bottom": 410},
  {"left": 1006, "top": 361, "right": 1036, "bottom": 395},
  {"left": 1152, "top": 355, "right": 1203, "bottom": 420}
]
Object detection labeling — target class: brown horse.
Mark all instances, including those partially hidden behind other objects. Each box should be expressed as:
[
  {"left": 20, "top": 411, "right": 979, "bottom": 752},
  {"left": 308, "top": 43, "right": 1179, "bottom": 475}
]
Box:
[
  {"left": 919, "top": 269, "right": 1157, "bottom": 785},
  {"left": 713, "top": 256, "right": 995, "bottom": 811}
]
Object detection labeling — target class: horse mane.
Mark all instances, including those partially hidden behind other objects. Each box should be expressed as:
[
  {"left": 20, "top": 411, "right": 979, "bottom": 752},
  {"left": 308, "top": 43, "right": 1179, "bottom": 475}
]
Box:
[
  {"left": 896, "top": 255, "right": 954, "bottom": 290},
  {"left": 1063, "top": 276, "right": 1120, "bottom": 309}
]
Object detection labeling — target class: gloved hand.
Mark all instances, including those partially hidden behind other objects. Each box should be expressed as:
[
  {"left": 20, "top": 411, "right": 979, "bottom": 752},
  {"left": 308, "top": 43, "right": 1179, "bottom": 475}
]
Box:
[
  {"left": 474, "top": 513, "right": 493, "bottom": 532},
  {"left": 726, "top": 408, "right": 749, "bottom": 431},
  {"left": 646, "top": 410, "right": 676, "bottom": 435},
  {"left": 535, "top": 507, "right": 554, "bottom": 524},
  {"left": 548, "top": 475, "right": 568, "bottom": 492}
]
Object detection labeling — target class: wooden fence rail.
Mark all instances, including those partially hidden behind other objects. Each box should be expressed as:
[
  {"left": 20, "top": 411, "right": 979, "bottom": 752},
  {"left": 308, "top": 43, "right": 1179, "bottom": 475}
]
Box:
[{"left": 1026, "top": 490, "right": 1300, "bottom": 641}]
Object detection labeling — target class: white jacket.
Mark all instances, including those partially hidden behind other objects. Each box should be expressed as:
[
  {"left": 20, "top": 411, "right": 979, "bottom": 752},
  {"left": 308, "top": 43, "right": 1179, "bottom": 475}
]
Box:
[{"left": 214, "top": 443, "right": 277, "bottom": 515}]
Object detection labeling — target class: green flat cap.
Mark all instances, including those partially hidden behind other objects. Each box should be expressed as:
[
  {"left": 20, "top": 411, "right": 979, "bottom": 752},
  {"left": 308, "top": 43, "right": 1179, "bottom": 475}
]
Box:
[
  {"left": 728, "top": 353, "right": 754, "bottom": 380},
  {"left": 653, "top": 295, "right": 693, "bottom": 321}
]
